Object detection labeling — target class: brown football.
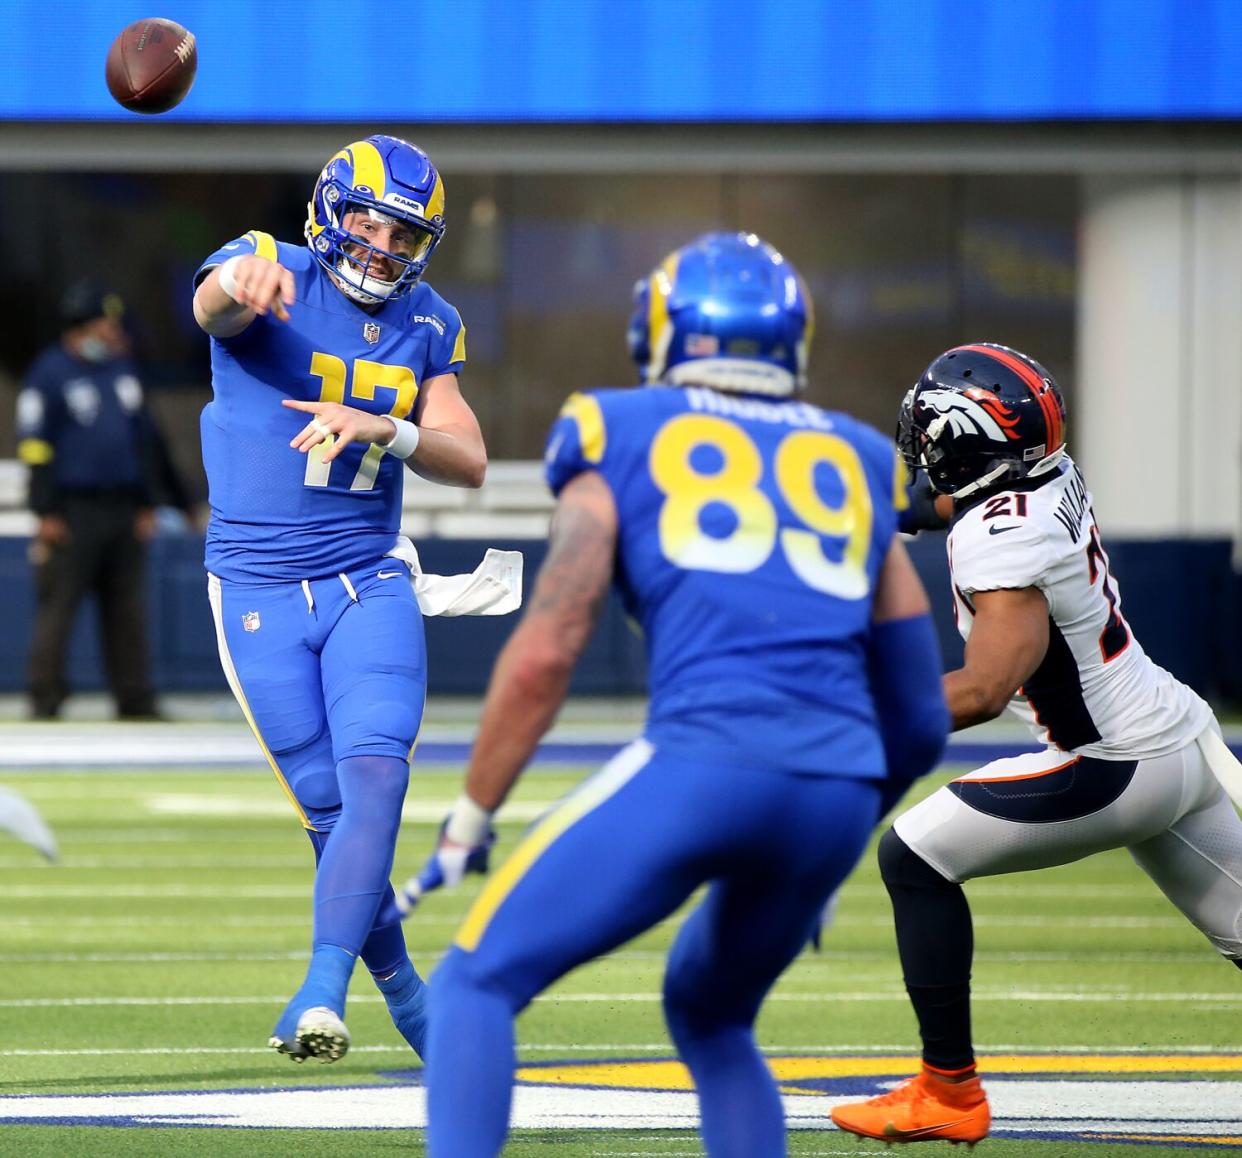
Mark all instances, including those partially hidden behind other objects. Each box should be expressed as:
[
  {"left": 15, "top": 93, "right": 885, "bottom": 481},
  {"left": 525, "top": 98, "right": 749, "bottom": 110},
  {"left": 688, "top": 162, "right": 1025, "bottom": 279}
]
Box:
[{"left": 105, "top": 18, "right": 197, "bottom": 115}]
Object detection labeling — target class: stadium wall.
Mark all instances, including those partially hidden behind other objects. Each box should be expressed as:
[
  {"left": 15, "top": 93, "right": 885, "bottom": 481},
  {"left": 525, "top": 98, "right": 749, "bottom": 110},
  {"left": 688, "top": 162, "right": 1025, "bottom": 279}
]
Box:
[{"left": 0, "top": 533, "right": 1236, "bottom": 706}]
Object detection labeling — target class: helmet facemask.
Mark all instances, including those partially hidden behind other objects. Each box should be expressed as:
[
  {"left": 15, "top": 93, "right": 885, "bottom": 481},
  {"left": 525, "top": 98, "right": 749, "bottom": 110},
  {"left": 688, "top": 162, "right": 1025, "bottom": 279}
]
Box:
[{"left": 308, "top": 189, "right": 440, "bottom": 305}]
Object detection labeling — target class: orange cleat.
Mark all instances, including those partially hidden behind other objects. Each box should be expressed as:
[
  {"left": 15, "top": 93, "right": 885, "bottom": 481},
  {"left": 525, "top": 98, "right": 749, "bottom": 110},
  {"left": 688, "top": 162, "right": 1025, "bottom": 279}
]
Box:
[{"left": 830, "top": 1068, "right": 990, "bottom": 1146}]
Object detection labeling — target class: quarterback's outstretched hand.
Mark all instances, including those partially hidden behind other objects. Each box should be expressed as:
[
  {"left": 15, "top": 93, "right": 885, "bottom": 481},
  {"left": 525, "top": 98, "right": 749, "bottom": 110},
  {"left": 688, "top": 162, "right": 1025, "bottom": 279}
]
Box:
[
  {"left": 219, "top": 255, "right": 295, "bottom": 321},
  {"left": 395, "top": 800, "right": 497, "bottom": 916}
]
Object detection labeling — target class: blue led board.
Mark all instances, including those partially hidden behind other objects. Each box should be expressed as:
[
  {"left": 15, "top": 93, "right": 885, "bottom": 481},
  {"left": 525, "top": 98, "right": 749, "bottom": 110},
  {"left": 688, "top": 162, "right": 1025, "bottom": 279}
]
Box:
[{"left": 4, "top": 0, "right": 1240, "bottom": 122}]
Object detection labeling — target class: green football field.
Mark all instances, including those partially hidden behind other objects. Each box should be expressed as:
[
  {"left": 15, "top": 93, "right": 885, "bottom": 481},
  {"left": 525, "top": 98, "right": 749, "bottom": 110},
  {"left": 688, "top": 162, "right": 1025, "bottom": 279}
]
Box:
[{"left": 0, "top": 762, "right": 1238, "bottom": 1156}]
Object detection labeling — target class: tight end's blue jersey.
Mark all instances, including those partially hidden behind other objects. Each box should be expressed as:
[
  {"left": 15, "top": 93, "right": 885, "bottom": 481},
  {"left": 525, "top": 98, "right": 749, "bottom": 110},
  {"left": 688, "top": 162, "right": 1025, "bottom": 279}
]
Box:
[
  {"left": 546, "top": 386, "right": 907, "bottom": 778},
  {"left": 196, "top": 231, "right": 466, "bottom": 582}
]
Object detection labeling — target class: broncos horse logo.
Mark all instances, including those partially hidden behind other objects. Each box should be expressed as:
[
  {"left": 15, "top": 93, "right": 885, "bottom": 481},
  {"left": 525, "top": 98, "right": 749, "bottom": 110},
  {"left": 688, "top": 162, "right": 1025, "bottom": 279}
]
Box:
[{"left": 918, "top": 387, "right": 1022, "bottom": 445}]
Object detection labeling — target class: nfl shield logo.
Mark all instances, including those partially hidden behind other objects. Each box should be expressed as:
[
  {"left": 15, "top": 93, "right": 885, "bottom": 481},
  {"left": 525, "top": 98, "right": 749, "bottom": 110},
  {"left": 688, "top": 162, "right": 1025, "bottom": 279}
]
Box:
[
  {"left": 242, "top": 611, "right": 261, "bottom": 633},
  {"left": 363, "top": 322, "right": 381, "bottom": 344}
]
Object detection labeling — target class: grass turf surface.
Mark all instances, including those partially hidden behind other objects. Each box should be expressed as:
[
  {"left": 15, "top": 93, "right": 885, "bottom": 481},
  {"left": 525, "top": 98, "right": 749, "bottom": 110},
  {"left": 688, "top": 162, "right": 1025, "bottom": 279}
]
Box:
[{"left": 0, "top": 763, "right": 1238, "bottom": 1155}]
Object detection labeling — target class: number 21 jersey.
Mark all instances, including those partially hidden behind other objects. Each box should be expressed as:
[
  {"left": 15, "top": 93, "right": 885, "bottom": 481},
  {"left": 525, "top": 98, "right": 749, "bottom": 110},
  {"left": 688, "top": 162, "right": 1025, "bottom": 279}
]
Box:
[{"left": 947, "top": 458, "right": 1210, "bottom": 759}]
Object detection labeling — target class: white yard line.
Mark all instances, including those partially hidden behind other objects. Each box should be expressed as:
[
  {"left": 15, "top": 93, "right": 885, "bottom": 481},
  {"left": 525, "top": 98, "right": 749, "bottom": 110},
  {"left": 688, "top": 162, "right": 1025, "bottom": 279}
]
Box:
[
  {"left": 0, "top": 891, "right": 1187, "bottom": 930},
  {"left": 3, "top": 885, "right": 311, "bottom": 898},
  {"left": 1, "top": 948, "right": 1208, "bottom": 967},
  {"left": 1, "top": 915, "right": 460, "bottom": 928},
  {"left": 60, "top": 831, "right": 262, "bottom": 843},
  {"left": 2, "top": 1042, "right": 1237, "bottom": 1058},
  {"left": 599, "top": 948, "right": 1210, "bottom": 963},
  {"left": 0, "top": 991, "right": 1236, "bottom": 1008},
  {"left": 0, "top": 951, "right": 309, "bottom": 963},
  {"left": 0, "top": 862, "right": 1166, "bottom": 900},
  {"left": 0, "top": 857, "right": 310, "bottom": 870}
]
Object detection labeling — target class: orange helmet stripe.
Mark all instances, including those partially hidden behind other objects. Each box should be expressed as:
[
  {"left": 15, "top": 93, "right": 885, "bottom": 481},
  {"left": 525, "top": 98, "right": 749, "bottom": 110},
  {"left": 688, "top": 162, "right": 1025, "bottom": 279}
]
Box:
[{"left": 957, "top": 344, "right": 1063, "bottom": 451}]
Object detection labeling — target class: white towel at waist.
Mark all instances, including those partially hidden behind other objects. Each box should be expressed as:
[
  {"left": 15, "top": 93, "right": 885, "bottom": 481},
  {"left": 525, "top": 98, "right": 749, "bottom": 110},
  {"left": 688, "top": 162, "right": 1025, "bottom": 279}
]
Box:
[{"left": 385, "top": 535, "right": 523, "bottom": 617}]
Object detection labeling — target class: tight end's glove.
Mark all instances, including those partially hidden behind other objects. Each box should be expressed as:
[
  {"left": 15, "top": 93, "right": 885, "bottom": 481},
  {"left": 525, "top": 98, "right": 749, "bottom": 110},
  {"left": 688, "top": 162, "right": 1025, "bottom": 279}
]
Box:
[{"left": 396, "top": 795, "right": 496, "bottom": 916}]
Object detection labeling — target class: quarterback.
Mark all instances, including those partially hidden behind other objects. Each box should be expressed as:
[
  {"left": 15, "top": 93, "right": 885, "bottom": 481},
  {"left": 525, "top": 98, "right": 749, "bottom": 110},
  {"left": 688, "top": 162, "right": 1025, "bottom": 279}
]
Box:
[
  {"left": 191, "top": 135, "right": 485, "bottom": 1064},
  {"left": 831, "top": 343, "right": 1242, "bottom": 1146},
  {"left": 417, "top": 233, "right": 949, "bottom": 1156}
]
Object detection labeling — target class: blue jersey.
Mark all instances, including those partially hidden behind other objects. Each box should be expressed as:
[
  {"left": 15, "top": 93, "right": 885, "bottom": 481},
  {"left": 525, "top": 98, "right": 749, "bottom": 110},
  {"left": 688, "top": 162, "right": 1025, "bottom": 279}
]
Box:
[
  {"left": 196, "top": 231, "right": 466, "bottom": 582},
  {"left": 545, "top": 386, "right": 907, "bottom": 778}
]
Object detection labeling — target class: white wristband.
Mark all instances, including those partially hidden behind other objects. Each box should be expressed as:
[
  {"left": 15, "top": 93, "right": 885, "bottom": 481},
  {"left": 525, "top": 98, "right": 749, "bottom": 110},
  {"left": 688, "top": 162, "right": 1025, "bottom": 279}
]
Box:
[
  {"left": 216, "top": 255, "right": 245, "bottom": 303},
  {"left": 445, "top": 793, "right": 493, "bottom": 847},
  {"left": 380, "top": 416, "right": 421, "bottom": 460}
]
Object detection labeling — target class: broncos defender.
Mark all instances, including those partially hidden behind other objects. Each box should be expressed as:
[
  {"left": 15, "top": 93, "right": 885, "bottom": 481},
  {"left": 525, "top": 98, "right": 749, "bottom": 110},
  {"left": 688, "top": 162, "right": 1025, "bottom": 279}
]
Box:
[
  {"left": 831, "top": 344, "right": 1242, "bottom": 1146},
  {"left": 416, "top": 233, "right": 949, "bottom": 1157},
  {"left": 192, "top": 135, "right": 486, "bottom": 1064}
]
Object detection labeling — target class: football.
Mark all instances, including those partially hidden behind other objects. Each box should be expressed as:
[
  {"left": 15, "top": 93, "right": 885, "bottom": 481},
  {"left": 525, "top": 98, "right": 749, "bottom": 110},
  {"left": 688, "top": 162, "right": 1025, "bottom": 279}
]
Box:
[{"left": 105, "top": 18, "right": 197, "bottom": 114}]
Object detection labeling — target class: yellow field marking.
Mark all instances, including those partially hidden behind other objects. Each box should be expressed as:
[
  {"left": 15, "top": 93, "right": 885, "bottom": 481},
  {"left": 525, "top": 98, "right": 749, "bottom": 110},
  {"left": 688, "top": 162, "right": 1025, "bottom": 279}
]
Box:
[
  {"left": 516, "top": 1053, "right": 1242, "bottom": 1093},
  {"left": 1090, "top": 1137, "right": 1242, "bottom": 1147}
]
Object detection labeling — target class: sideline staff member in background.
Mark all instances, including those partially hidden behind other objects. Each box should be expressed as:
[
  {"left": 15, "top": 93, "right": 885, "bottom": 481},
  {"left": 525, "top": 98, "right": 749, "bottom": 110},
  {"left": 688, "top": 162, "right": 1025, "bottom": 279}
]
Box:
[{"left": 17, "top": 281, "right": 194, "bottom": 720}]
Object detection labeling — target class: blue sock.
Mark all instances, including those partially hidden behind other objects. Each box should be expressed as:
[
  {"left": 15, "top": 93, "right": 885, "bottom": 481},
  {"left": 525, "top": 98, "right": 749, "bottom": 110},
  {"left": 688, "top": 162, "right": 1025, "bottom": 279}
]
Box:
[
  {"left": 312, "top": 755, "right": 409, "bottom": 951},
  {"left": 374, "top": 958, "right": 429, "bottom": 1061},
  {"left": 364, "top": 886, "right": 428, "bottom": 1060},
  {"left": 272, "top": 944, "right": 355, "bottom": 1042},
  {"left": 427, "top": 948, "right": 516, "bottom": 1156},
  {"left": 306, "top": 826, "right": 428, "bottom": 1058},
  {"left": 661, "top": 899, "right": 788, "bottom": 1157},
  {"left": 668, "top": 1020, "right": 785, "bottom": 1157},
  {"left": 273, "top": 756, "right": 407, "bottom": 1045}
]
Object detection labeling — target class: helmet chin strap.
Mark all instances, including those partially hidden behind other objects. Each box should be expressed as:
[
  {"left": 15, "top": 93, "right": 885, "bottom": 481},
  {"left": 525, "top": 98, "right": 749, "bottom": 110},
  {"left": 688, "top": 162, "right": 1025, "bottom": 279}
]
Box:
[{"left": 942, "top": 462, "right": 1011, "bottom": 501}]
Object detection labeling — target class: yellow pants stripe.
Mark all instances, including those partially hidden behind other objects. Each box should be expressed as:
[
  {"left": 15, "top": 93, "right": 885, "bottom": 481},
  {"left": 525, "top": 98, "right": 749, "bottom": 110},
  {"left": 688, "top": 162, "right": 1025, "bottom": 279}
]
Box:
[
  {"left": 455, "top": 739, "right": 654, "bottom": 952},
  {"left": 207, "top": 574, "right": 313, "bottom": 830}
]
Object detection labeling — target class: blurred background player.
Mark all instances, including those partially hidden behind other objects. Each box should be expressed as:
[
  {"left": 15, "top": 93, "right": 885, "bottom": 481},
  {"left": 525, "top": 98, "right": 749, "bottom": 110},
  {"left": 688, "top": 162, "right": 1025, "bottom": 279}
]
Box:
[
  {"left": 830, "top": 343, "right": 1242, "bottom": 1147},
  {"left": 418, "top": 232, "right": 949, "bottom": 1157},
  {"left": 17, "top": 281, "right": 195, "bottom": 721},
  {"left": 191, "top": 135, "right": 486, "bottom": 1064}
]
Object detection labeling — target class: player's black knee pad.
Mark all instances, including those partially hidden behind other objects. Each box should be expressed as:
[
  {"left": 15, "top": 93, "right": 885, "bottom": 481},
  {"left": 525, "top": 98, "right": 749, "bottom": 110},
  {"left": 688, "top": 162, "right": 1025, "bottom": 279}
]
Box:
[{"left": 878, "top": 827, "right": 953, "bottom": 891}]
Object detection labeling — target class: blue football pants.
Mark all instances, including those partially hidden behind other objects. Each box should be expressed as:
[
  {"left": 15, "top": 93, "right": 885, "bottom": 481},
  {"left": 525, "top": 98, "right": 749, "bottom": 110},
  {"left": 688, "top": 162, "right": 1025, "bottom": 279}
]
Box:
[
  {"left": 426, "top": 739, "right": 881, "bottom": 1157},
  {"left": 209, "top": 563, "right": 425, "bottom": 973}
]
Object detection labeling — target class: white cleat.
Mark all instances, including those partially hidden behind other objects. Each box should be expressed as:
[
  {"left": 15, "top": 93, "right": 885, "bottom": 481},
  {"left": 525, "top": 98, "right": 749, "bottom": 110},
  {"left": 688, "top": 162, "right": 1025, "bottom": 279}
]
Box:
[{"left": 281, "top": 1006, "right": 350, "bottom": 1064}]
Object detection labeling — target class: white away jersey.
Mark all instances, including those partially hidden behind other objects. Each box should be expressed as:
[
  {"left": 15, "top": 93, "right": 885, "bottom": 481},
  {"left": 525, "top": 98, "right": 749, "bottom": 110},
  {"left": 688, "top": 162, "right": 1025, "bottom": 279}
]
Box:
[{"left": 947, "top": 458, "right": 1211, "bottom": 760}]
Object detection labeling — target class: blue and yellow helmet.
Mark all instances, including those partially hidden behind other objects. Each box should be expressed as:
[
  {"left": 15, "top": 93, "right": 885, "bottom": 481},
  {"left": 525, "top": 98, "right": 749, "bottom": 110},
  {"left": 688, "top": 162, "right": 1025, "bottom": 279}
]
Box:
[
  {"left": 305, "top": 135, "right": 446, "bottom": 305},
  {"left": 627, "top": 232, "right": 813, "bottom": 398}
]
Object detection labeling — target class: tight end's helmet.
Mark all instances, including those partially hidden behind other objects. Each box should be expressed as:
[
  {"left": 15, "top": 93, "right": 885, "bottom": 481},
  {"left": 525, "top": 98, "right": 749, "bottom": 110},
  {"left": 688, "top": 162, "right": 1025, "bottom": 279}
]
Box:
[
  {"left": 627, "top": 232, "right": 813, "bottom": 398},
  {"left": 898, "top": 342, "right": 1067, "bottom": 499},
  {"left": 305, "top": 135, "right": 446, "bottom": 305}
]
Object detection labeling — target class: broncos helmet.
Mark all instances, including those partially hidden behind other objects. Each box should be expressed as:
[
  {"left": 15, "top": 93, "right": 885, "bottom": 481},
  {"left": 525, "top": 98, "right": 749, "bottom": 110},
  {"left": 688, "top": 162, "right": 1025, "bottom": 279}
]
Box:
[
  {"left": 627, "top": 232, "right": 813, "bottom": 398},
  {"left": 305, "top": 135, "right": 446, "bottom": 305},
  {"left": 898, "top": 342, "right": 1067, "bottom": 500}
]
